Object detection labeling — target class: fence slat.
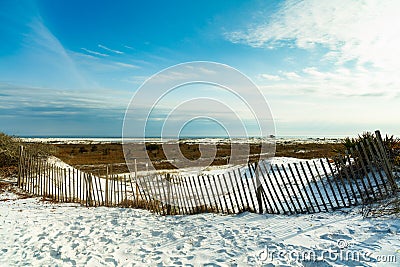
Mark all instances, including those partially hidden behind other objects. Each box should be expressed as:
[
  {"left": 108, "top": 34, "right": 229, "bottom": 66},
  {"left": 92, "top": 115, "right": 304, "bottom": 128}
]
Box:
[
  {"left": 194, "top": 175, "right": 206, "bottom": 213},
  {"left": 201, "top": 175, "right": 213, "bottom": 213},
  {"left": 206, "top": 175, "right": 219, "bottom": 213},
  {"left": 211, "top": 174, "right": 225, "bottom": 213},
  {"left": 155, "top": 175, "right": 166, "bottom": 215},
  {"left": 237, "top": 169, "right": 251, "bottom": 211},
  {"left": 217, "top": 174, "right": 230, "bottom": 214},
  {"left": 320, "top": 159, "right": 341, "bottom": 209},
  {"left": 334, "top": 156, "right": 357, "bottom": 206},
  {"left": 189, "top": 175, "right": 201, "bottom": 213},
  {"left": 287, "top": 164, "right": 308, "bottom": 213},
  {"left": 288, "top": 164, "right": 315, "bottom": 213},
  {"left": 359, "top": 141, "right": 383, "bottom": 198},
  {"left": 260, "top": 161, "right": 284, "bottom": 214},
  {"left": 257, "top": 162, "right": 278, "bottom": 214},
  {"left": 177, "top": 176, "right": 189, "bottom": 215},
  {"left": 366, "top": 139, "right": 390, "bottom": 194},
  {"left": 223, "top": 173, "right": 236, "bottom": 214},
  {"left": 231, "top": 170, "right": 246, "bottom": 212},
  {"left": 325, "top": 158, "right": 348, "bottom": 207},
  {"left": 299, "top": 162, "right": 318, "bottom": 212},
  {"left": 182, "top": 176, "right": 193, "bottom": 214},
  {"left": 344, "top": 153, "right": 366, "bottom": 204},
  {"left": 312, "top": 160, "right": 334, "bottom": 210},
  {"left": 348, "top": 148, "right": 371, "bottom": 201},
  {"left": 243, "top": 171, "right": 257, "bottom": 212},
  {"left": 375, "top": 130, "right": 396, "bottom": 189},
  {"left": 276, "top": 165, "right": 298, "bottom": 213},
  {"left": 248, "top": 163, "right": 263, "bottom": 214},
  {"left": 269, "top": 163, "right": 291, "bottom": 214},
  {"left": 329, "top": 158, "right": 351, "bottom": 207},
  {"left": 354, "top": 145, "right": 376, "bottom": 200}
]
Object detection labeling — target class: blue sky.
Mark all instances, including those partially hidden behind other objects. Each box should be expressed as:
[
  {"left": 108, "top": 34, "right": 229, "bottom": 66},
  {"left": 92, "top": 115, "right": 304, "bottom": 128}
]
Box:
[{"left": 1, "top": 0, "right": 399, "bottom": 137}]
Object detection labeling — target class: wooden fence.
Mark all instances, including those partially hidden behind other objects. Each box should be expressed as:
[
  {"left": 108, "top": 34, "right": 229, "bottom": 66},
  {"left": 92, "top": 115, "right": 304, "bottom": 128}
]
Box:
[{"left": 17, "top": 130, "right": 398, "bottom": 215}]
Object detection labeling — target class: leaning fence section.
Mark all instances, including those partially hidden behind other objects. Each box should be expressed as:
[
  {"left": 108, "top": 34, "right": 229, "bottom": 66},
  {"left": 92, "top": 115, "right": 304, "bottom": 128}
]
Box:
[
  {"left": 17, "top": 130, "right": 398, "bottom": 215},
  {"left": 17, "top": 151, "right": 145, "bottom": 208}
]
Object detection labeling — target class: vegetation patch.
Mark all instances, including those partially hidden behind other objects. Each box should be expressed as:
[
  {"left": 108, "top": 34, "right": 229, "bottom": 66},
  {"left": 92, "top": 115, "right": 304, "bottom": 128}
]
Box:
[{"left": 0, "top": 132, "right": 55, "bottom": 177}]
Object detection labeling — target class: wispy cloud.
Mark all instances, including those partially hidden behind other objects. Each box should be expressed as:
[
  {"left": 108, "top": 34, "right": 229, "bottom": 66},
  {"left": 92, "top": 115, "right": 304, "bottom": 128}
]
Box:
[
  {"left": 259, "top": 66, "right": 396, "bottom": 97},
  {"left": 98, "top": 44, "right": 124, "bottom": 54},
  {"left": 20, "top": 18, "right": 89, "bottom": 88},
  {"left": 115, "top": 62, "right": 139, "bottom": 69},
  {"left": 123, "top": 45, "right": 135, "bottom": 50},
  {"left": 258, "top": 74, "right": 281, "bottom": 81},
  {"left": 226, "top": 0, "right": 400, "bottom": 70},
  {"left": 121, "top": 75, "right": 149, "bottom": 85},
  {"left": 282, "top": 71, "right": 300, "bottom": 80},
  {"left": 227, "top": 0, "right": 400, "bottom": 97},
  {"left": 0, "top": 83, "right": 131, "bottom": 115},
  {"left": 81, "top": 48, "right": 109, "bottom": 57}
]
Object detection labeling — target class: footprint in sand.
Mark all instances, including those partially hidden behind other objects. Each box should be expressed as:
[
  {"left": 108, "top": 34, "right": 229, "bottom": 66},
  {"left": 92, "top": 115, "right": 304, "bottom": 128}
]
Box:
[
  {"left": 151, "top": 230, "right": 163, "bottom": 237},
  {"left": 191, "top": 235, "right": 207, "bottom": 247},
  {"left": 105, "top": 257, "right": 118, "bottom": 266}
]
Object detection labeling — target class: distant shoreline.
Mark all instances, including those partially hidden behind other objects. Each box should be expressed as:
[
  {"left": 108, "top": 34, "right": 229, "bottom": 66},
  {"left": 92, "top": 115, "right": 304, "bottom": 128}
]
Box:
[{"left": 20, "top": 136, "right": 346, "bottom": 145}]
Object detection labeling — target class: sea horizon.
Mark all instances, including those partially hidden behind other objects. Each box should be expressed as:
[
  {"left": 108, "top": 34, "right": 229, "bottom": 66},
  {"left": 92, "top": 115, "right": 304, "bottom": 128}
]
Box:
[{"left": 19, "top": 134, "right": 351, "bottom": 141}]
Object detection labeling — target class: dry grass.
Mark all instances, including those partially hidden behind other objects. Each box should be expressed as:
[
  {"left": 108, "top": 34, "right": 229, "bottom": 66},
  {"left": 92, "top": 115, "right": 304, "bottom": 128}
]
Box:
[
  {"left": 275, "top": 143, "right": 344, "bottom": 159},
  {"left": 51, "top": 142, "right": 345, "bottom": 175},
  {"left": 363, "top": 195, "right": 400, "bottom": 218},
  {"left": 0, "top": 181, "right": 32, "bottom": 200}
]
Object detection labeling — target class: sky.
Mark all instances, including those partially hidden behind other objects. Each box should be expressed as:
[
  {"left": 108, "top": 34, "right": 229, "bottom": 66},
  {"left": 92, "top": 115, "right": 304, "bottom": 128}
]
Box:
[{"left": 1, "top": 0, "right": 399, "bottom": 137}]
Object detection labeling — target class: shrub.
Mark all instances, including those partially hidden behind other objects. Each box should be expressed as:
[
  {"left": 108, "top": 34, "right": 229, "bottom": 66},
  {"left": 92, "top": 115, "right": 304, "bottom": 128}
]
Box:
[
  {"left": 342, "top": 132, "right": 375, "bottom": 151},
  {"left": 342, "top": 132, "right": 400, "bottom": 167},
  {"left": 79, "top": 146, "right": 88, "bottom": 153},
  {"left": 0, "top": 133, "right": 21, "bottom": 167},
  {"left": 383, "top": 134, "right": 400, "bottom": 167},
  {"left": 0, "top": 132, "right": 56, "bottom": 168},
  {"left": 146, "top": 143, "right": 160, "bottom": 151}
]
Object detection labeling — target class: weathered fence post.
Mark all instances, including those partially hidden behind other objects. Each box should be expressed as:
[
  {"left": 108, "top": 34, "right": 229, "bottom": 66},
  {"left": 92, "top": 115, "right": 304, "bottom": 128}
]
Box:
[
  {"left": 253, "top": 162, "right": 263, "bottom": 214},
  {"left": 217, "top": 174, "right": 229, "bottom": 214},
  {"left": 375, "top": 130, "right": 398, "bottom": 192},
  {"left": 18, "top": 145, "right": 24, "bottom": 187},
  {"left": 226, "top": 172, "right": 240, "bottom": 214},
  {"left": 134, "top": 159, "right": 139, "bottom": 206},
  {"left": 257, "top": 162, "right": 279, "bottom": 214},
  {"left": 105, "top": 165, "right": 109, "bottom": 206},
  {"left": 201, "top": 175, "right": 212, "bottom": 212},
  {"left": 196, "top": 175, "right": 208, "bottom": 212}
]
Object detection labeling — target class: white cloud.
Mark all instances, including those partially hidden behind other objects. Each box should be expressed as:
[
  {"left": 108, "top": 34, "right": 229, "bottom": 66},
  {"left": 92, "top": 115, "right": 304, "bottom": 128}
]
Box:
[
  {"left": 281, "top": 71, "right": 300, "bottom": 80},
  {"left": 121, "top": 75, "right": 149, "bottom": 85},
  {"left": 115, "top": 62, "right": 140, "bottom": 69},
  {"left": 81, "top": 48, "right": 109, "bottom": 57},
  {"left": 259, "top": 74, "right": 281, "bottom": 81},
  {"left": 227, "top": 0, "right": 400, "bottom": 70},
  {"left": 124, "top": 45, "right": 135, "bottom": 50},
  {"left": 98, "top": 44, "right": 124, "bottom": 54},
  {"left": 0, "top": 83, "right": 131, "bottom": 111},
  {"left": 259, "top": 66, "right": 395, "bottom": 97},
  {"left": 227, "top": 0, "right": 400, "bottom": 97}
]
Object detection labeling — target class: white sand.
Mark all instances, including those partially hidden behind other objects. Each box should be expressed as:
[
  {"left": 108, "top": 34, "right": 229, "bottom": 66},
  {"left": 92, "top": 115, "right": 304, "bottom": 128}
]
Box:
[
  {"left": 3, "top": 155, "right": 399, "bottom": 266},
  {"left": 1, "top": 190, "right": 399, "bottom": 266}
]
